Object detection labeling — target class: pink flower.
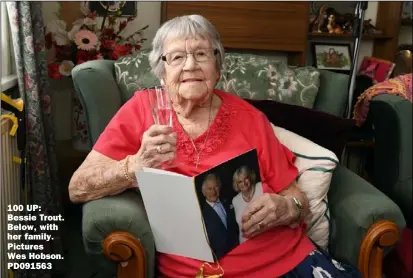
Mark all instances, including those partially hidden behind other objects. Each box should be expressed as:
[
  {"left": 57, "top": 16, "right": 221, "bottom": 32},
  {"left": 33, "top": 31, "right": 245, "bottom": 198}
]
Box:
[{"left": 74, "top": 30, "right": 98, "bottom": 51}]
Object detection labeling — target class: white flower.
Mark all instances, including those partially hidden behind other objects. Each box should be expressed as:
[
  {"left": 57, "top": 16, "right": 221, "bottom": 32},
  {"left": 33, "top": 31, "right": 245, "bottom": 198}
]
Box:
[
  {"left": 46, "top": 19, "right": 66, "bottom": 34},
  {"left": 312, "top": 266, "right": 333, "bottom": 278},
  {"left": 58, "top": 60, "right": 75, "bottom": 76},
  {"left": 83, "top": 18, "right": 95, "bottom": 26},
  {"left": 80, "top": 1, "right": 90, "bottom": 16},
  {"left": 332, "top": 259, "right": 346, "bottom": 271},
  {"left": 46, "top": 20, "right": 69, "bottom": 46},
  {"left": 67, "top": 24, "right": 82, "bottom": 41},
  {"left": 79, "top": 1, "right": 90, "bottom": 16}
]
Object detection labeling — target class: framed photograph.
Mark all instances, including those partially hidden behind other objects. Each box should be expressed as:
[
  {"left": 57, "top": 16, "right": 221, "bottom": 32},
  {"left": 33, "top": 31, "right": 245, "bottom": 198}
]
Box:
[
  {"left": 311, "top": 43, "right": 352, "bottom": 73},
  {"left": 89, "top": 1, "right": 137, "bottom": 17},
  {"left": 358, "top": 56, "right": 395, "bottom": 84}
]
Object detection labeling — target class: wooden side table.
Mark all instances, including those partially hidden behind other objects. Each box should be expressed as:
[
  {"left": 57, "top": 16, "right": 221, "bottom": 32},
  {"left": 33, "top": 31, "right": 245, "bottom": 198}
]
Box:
[{"left": 342, "top": 127, "right": 375, "bottom": 182}]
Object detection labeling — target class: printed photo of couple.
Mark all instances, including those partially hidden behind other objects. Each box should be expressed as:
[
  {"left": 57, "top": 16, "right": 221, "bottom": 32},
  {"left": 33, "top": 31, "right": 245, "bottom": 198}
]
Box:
[{"left": 194, "top": 149, "right": 262, "bottom": 261}]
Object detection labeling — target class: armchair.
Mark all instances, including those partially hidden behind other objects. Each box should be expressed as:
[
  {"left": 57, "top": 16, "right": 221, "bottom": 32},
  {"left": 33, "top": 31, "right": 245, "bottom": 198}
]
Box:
[
  {"left": 368, "top": 94, "right": 412, "bottom": 228},
  {"left": 72, "top": 58, "right": 406, "bottom": 278}
]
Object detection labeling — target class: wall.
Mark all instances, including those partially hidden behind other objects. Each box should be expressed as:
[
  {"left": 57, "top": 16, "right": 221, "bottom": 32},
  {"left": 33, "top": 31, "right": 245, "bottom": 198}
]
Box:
[{"left": 399, "top": 25, "right": 413, "bottom": 45}]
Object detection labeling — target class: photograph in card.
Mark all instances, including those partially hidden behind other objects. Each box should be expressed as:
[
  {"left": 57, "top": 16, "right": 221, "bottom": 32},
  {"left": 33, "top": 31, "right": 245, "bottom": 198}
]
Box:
[{"left": 194, "top": 149, "right": 262, "bottom": 260}]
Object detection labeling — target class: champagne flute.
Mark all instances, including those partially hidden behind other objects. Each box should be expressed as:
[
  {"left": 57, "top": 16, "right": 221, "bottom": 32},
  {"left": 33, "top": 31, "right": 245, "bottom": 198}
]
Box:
[
  {"left": 148, "top": 86, "right": 173, "bottom": 127},
  {"left": 147, "top": 86, "right": 178, "bottom": 169}
]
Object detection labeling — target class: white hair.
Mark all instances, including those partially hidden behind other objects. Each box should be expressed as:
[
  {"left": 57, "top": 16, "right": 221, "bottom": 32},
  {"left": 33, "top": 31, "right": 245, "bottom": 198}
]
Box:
[
  {"left": 232, "top": 166, "right": 256, "bottom": 192},
  {"left": 148, "top": 14, "right": 225, "bottom": 79},
  {"left": 201, "top": 173, "right": 221, "bottom": 195}
]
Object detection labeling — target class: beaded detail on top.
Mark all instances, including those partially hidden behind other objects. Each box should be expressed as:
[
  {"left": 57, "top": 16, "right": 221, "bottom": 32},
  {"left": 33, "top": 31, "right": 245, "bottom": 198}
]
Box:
[{"left": 172, "top": 94, "right": 238, "bottom": 165}]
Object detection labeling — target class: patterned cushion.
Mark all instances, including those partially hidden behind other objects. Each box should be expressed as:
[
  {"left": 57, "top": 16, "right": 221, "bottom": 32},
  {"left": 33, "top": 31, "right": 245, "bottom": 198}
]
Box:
[
  {"left": 272, "top": 124, "right": 339, "bottom": 250},
  {"left": 114, "top": 50, "right": 159, "bottom": 102},
  {"left": 114, "top": 51, "right": 321, "bottom": 108},
  {"left": 218, "top": 53, "right": 321, "bottom": 108}
]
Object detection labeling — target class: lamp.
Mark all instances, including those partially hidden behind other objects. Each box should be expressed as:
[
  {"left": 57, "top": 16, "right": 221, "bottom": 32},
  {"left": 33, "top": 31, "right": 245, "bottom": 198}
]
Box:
[{"left": 346, "top": 2, "right": 369, "bottom": 119}]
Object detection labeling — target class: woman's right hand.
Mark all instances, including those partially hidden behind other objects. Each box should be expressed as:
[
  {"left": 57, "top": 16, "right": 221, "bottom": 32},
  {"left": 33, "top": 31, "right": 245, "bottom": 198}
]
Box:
[{"left": 131, "top": 125, "right": 177, "bottom": 169}]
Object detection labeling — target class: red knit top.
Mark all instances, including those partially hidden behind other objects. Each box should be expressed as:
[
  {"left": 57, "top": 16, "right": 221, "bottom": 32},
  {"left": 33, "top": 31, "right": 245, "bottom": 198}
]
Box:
[{"left": 93, "top": 89, "right": 315, "bottom": 278}]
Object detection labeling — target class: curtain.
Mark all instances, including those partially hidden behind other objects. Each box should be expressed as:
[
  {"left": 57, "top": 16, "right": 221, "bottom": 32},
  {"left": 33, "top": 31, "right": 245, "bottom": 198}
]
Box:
[
  {"left": 6, "top": 2, "right": 65, "bottom": 277},
  {"left": 1, "top": 2, "right": 15, "bottom": 82}
]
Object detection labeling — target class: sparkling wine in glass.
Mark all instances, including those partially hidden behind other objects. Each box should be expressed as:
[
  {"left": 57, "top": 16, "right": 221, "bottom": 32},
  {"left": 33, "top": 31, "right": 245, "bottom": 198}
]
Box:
[
  {"left": 147, "top": 86, "right": 178, "bottom": 168},
  {"left": 150, "top": 86, "right": 173, "bottom": 127}
]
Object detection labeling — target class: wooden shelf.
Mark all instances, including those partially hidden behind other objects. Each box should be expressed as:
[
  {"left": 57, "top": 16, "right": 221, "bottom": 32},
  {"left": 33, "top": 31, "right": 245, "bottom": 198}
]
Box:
[{"left": 308, "top": 32, "right": 392, "bottom": 40}]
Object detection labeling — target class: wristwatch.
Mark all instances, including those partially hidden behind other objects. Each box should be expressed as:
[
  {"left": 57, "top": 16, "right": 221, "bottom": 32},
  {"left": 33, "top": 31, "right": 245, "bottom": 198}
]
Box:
[{"left": 292, "top": 197, "right": 303, "bottom": 221}]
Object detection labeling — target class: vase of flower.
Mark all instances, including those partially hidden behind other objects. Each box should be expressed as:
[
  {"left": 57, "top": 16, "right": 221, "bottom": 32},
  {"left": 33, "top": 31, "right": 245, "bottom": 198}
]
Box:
[{"left": 44, "top": 2, "right": 148, "bottom": 151}]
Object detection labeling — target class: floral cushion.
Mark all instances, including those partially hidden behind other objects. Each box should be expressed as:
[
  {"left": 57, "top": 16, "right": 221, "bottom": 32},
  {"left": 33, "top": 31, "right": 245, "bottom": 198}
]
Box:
[
  {"left": 114, "top": 51, "right": 320, "bottom": 108},
  {"left": 114, "top": 50, "right": 159, "bottom": 102},
  {"left": 217, "top": 53, "right": 320, "bottom": 108}
]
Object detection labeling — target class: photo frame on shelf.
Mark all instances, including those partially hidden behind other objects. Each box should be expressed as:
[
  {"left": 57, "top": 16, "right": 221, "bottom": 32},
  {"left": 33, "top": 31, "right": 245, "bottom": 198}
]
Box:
[
  {"left": 311, "top": 42, "right": 352, "bottom": 74},
  {"left": 358, "top": 56, "right": 395, "bottom": 84},
  {"left": 89, "top": 1, "right": 137, "bottom": 16}
]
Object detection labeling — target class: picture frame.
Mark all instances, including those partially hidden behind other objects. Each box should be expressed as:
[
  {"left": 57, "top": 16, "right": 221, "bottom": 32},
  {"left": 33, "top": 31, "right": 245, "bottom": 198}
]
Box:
[
  {"left": 358, "top": 56, "right": 395, "bottom": 84},
  {"left": 311, "top": 42, "right": 353, "bottom": 73},
  {"left": 89, "top": 1, "right": 137, "bottom": 17}
]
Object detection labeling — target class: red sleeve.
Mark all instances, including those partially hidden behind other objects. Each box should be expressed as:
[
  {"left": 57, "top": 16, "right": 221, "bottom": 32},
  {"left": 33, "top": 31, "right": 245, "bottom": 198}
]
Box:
[
  {"left": 255, "top": 112, "right": 298, "bottom": 193},
  {"left": 93, "top": 92, "right": 146, "bottom": 161}
]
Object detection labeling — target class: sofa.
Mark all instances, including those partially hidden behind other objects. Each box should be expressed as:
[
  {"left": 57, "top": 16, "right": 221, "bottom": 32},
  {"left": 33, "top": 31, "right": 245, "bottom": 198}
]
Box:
[{"left": 71, "top": 51, "right": 406, "bottom": 278}]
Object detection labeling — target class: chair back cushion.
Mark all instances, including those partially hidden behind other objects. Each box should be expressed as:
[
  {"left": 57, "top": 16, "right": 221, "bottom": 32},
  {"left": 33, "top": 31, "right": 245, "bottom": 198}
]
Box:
[
  {"left": 114, "top": 50, "right": 159, "bottom": 103},
  {"left": 113, "top": 50, "right": 321, "bottom": 108},
  {"left": 216, "top": 52, "right": 321, "bottom": 108},
  {"left": 272, "top": 124, "right": 339, "bottom": 250}
]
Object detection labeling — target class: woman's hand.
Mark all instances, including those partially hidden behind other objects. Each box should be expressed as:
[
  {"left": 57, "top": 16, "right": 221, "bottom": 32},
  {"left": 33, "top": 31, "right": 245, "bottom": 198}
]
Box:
[
  {"left": 130, "top": 124, "right": 176, "bottom": 169},
  {"left": 241, "top": 193, "right": 300, "bottom": 239}
]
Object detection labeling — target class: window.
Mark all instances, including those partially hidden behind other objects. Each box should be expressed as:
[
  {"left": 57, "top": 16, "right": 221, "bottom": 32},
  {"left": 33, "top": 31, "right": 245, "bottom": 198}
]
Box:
[{"left": 1, "top": 2, "right": 17, "bottom": 92}]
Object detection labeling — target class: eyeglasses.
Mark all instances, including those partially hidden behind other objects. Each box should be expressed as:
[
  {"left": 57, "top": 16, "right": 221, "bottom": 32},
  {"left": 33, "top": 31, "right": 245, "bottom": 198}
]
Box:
[{"left": 161, "top": 48, "right": 218, "bottom": 66}]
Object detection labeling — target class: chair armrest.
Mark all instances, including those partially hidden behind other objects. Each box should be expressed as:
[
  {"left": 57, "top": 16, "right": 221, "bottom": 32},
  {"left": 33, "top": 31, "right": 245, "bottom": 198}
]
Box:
[
  {"left": 82, "top": 190, "right": 155, "bottom": 278},
  {"left": 369, "top": 94, "right": 412, "bottom": 222},
  {"left": 328, "top": 165, "right": 406, "bottom": 277},
  {"left": 72, "top": 60, "right": 123, "bottom": 147}
]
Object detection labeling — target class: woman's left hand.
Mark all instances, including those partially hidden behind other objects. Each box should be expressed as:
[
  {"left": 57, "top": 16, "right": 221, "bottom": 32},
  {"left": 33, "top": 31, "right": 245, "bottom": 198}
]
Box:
[{"left": 241, "top": 193, "right": 298, "bottom": 239}]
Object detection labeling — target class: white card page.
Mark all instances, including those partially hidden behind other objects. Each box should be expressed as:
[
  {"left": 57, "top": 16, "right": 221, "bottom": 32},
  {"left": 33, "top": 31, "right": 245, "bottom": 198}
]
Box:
[{"left": 135, "top": 170, "right": 214, "bottom": 262}]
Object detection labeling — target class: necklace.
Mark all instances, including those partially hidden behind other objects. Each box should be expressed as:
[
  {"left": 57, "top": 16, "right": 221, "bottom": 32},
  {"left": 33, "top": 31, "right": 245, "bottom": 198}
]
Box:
[
  {"left": 242, "top": 185, "right": 256, "bottom": 203},
  {"left": 181, "top": 96, "right": 214, "bottom": 168}
]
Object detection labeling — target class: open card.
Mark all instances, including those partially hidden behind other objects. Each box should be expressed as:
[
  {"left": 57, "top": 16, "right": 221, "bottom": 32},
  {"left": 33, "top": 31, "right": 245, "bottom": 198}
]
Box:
[{"left": 135, "top": 148, "right": 262, "bottom": 262}]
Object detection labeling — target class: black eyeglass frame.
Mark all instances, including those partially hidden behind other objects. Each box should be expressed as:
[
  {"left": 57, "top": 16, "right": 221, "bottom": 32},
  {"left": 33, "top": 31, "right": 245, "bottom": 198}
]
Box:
[{"left": 160, "top": 48, "right": 219, "bottom": 65}]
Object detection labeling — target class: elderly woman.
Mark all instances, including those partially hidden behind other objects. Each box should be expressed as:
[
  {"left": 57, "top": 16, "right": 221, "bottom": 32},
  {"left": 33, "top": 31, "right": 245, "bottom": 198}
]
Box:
[
  {"left": 69, "top": 14, "right": 361, "bottom": 278},
  {"left": 231, "top": 166, "right": 263, "bottom": 243}
]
